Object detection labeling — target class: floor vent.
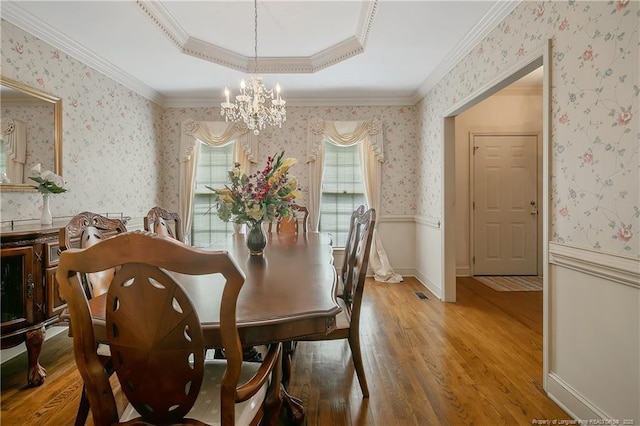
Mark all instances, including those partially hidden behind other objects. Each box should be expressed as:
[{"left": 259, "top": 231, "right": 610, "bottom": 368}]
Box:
[{"left": 414, "top": 291, "right": 429, "bottom": 300}]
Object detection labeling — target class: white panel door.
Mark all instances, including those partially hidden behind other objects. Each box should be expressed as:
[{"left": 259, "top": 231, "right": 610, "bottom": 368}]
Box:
[{"left": 473, "top": 134, "right": 538, "bottom": 275}]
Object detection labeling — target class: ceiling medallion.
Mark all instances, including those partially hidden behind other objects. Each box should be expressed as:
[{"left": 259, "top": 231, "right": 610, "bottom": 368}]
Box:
[{"left": 221, "top": 0, "right": 286, "bottom": 135}]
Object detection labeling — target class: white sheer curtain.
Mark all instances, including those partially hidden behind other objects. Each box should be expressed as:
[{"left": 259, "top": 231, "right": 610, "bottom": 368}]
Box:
[
  {"left": 1, "top": 118, "right": 27, "bottom": 183},
  {"left": 307, "top": 117, "right": 402, "bottom": 283},
  {"left": 179, "top": 119, "right": 257, "bottom": 244}
]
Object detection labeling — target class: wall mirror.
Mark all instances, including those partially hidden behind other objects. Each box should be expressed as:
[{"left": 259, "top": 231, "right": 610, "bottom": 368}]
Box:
[{"left": 0, "top": 76, "right": 62, "bottom": 192}]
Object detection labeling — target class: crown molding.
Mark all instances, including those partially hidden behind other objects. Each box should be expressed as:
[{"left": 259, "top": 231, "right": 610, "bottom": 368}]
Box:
[
  {"left": 136, "top": 0, "right": 378, "bottom": 74},
  {"left": 163, "top": 95, "right": 415, "bottom": 108},
  {"left": 411, "top": 0, "right": 521, "bottom": 104},
  {"left": 2, "top": 2, "right": 164, "bottom": 105}
]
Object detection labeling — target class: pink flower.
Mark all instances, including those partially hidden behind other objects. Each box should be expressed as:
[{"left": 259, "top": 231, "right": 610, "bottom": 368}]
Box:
[
  {"left": 616, "top": 228, "right": 632, "bottom": 242},
  {"left": 583, "top": 46, "right": 593, "bottom": 61},
  {"left": 36, "top": 78, "right": 44, "bottom": 86},
  {"left": 583, "top": 152, "right": 593, "bottom": 163},
  {"left": 517, "top": 47, "right": 525, "bottom": 57},
  {"left": 503, "top": 25, "right": 510, "bottom": 34},
  {"left": 559, "top": 18, "right": 569, "bottom": 31},
  {"left": 14, "top": 43, "right": 23, "bottom": 54},
  {"left": 559, "top": 113, "right": 569, "bottom": 124},
  {"left": 616, "top": 0, "right": 629, "bottom": 11},
  {"left": 536, "top": 5, "right": 545, "bottom": 18},
  {"left": 559, "top": 207, "right": 569, "bottom": 217},
  {"left": 617, "top": 109, "right": 632, "bottom": 125}
]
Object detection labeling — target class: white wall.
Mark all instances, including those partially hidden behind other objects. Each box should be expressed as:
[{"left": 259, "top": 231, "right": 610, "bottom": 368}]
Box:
[{"left": 454, "top": 86, "right": 543, "bottom": 276}]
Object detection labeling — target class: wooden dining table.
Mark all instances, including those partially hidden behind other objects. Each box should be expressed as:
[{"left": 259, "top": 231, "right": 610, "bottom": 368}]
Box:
[{"left": 87, "top": 230, "right": 341, "bottom": 424}]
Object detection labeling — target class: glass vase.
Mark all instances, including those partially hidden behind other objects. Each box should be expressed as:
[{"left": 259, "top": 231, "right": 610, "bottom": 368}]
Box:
[
  {"left": 245, "top": 221, "right": 267, "bottom": 256},
  {"left": 40, "top": 193, "right": 52, "bottom": 225}
]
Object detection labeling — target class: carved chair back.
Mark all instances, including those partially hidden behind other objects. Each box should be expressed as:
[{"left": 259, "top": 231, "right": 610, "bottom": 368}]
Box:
[
  {"left": 59, "top": 212, "right": 128, "bottom": 298},
  {"left": 268, "top": 204, "right": 309, "bottom": 234},
  {"left": 143, "top": 206, "right": 183, "bottom": 242}
]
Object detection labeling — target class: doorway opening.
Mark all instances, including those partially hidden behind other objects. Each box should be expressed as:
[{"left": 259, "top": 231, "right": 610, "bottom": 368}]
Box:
[{"left": 441, "top": 41, "right": 551, "bottom": 387}]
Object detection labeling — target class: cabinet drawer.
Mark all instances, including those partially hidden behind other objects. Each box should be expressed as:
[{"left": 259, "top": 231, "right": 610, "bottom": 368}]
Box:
[{"left": 44, "top": 241, "right": 60, "bottom": 268}]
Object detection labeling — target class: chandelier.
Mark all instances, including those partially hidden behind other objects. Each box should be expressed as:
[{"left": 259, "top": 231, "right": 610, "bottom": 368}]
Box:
[{"left": 221, "top": 0, "right": 286, "bottom": 135}]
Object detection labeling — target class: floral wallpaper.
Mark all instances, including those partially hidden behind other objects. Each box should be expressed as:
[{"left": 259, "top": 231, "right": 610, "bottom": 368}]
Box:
[
  {"left": 0, "top": 20, "right": 163, "bottom": 223},
  {"left": 1, "top": 103, "right": 54, "bottom": 182},
  {"left": 418, "top": 0, "right": 639, "bottom": 257},
  {"left": 161, "top": 105, "right": 419, "bottom": 217}
]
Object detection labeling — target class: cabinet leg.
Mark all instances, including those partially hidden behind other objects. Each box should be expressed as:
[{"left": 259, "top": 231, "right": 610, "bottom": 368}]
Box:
[{"left": 26, "top": 327, "right": 47, "bottom": 387}]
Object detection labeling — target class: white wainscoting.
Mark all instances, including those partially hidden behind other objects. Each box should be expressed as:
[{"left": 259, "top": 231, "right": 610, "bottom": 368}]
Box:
[
  {"left": 334, "top": 215, "right": 417, "bottom": 279},
  {"left": 547, "top": 242, "right": 639, "bottom": 421},
  {"left": 376, "top": 215, "right": 417, "bottom": 277},
  {"left": 414, "top": 215, "right": 443, "bottom": 299}
]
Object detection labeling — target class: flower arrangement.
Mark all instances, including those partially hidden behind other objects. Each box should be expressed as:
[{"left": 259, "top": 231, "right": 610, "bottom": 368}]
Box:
[
  {"left": 207, "top": 152, "right": 299, "bottom": 225},
  {"left": 29, "top": 163, "right": 67, "bottom": 193}
]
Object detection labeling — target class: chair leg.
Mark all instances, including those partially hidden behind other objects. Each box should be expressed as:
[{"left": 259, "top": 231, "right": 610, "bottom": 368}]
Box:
[
  {"left": 348, "top": 337, "right": 369, "bottom": 398},
  {"left": 74, "top": 386, "right": 91, "bottom": 426},
  {"left": 75, "top": 355, "right": 113, "bottom": 425}
]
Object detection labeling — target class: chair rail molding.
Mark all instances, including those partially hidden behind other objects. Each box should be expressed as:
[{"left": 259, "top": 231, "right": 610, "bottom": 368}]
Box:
[
  {"left": 548, "top": 242, "right": 640, "bottom": 290},
  {"left": 414, "top": 215, "right": 441, "bottom": 228},
  {"left": 377, "top": 214, "right": 414, "bottom": 223}
]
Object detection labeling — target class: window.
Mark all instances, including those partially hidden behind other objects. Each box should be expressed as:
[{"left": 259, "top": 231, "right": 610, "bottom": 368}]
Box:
[
  {"left": 319, "top": 142, "right": 366, "bottom": 247},
  {"left": 191, "top": 142, "right": 235, "bottom": 247}
]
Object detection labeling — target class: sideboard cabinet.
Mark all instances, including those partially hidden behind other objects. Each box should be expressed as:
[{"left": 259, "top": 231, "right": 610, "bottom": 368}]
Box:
[{"left": 1, "top": 220, "right": 67, "bottom": 386}]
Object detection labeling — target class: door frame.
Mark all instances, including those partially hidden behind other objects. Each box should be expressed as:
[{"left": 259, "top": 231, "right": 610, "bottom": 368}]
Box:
[
  {"left": 469, "top": 131, "right": 542, "bottom": 276},
  {"left": 442, "top": 40, "right": 551, "bottom": 388}
]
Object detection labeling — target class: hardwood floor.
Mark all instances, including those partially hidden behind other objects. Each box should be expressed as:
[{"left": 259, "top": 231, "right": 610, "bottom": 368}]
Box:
[{"left": 1, "top": 277, "right": 569, "bottom": 425}]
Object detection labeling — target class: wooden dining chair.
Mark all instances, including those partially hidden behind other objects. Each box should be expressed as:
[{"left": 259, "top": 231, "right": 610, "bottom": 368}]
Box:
[
  {"left": 56, "top": 231, "right": 282, "bottom": 426},
  {"left": 268, "top": 204, "right": 309, "bottom": 234},
  {"left": 300, "top": 207, "right": 376, "bottom": 398},
  {"left": 59, "top": 211, "right": 128, "bottom": 425},
  {"left": 144, "top": 206, "right": 184, "bottom": 242},
  {"left": 335, "top": 205, "right": 366, "bottom": 300}
]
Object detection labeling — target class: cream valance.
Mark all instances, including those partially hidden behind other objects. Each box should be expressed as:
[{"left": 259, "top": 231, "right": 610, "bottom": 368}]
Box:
[
  {"left": 180, "top": 119, "right": 257, "bottom": 164},
  {"left": 307, "top": 117, "right": 384, "bottom": 163}
]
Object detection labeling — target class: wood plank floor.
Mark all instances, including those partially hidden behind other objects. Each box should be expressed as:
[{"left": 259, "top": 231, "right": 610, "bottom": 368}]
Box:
[{"left": 1, "top": 277, "right": 569, "bottom": 425}]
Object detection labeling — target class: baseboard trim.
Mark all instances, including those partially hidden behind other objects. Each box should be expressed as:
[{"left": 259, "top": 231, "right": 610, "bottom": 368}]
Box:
[
  {"left": 456, "top": 267, "right": 471, "bottom": 277},
  {"left": 546, "top": 372, "right": 612, "bottom": 421},
  {"left": 549, "top": 242, "right": 639, "bottom": 289},
  {"left": 391, "top": 267, "right": 416, "bottom": 277},
  {"left": 414, "top": 271, "right": 442, "bottom": 300}
]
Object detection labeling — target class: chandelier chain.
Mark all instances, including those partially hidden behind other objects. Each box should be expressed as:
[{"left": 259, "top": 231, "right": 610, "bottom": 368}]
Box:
[{"left": 254, "top": 0, "right": 258, "bottom": 73}]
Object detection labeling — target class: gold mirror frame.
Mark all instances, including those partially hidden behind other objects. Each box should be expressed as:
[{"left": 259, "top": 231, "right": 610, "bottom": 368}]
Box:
[{"left": 0, "top": 76, "right": 63, "bottom": 192}]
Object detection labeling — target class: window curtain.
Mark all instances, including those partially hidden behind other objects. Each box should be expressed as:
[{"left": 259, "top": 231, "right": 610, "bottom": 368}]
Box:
[
  {"left": 179, "top": 119, "right": 257, "bottom": 244},
  {"left": 1, "top": 118, "right": 27, "bottom": 183},
  {"left": 307, "top": 117, "right": 402, "bottom": 283}
]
